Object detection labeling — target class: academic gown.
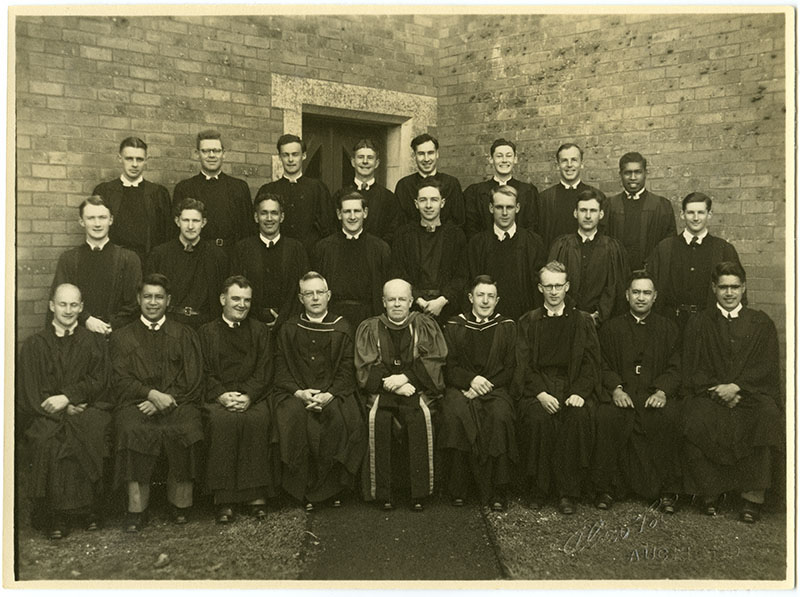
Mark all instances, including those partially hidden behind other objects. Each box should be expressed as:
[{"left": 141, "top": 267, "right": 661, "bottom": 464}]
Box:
[
  {"left": 110, "top": 318, "right": 204, "bottom": 486},
  {"left": 681, "top": 307, "right": 783, "bottom": 496},
  {"left": 463, "top": 177, "right": 540, "bottom": 240},
  {"left": 394, "top": 172, "right": 465, "bottom": 229},
  {"left": 199, "top": 317, "right": 277, "bottom": 503},
  {"left": 355, "top": 312, "right": 447, "bottom": 501},
  {"left": 272, "top": 313, "right": 366, "bottom": 503},
  {"left": 440, "top": 313, "right": 518, "bottom": 502},
  {"left": 604, "top": 190, "right": 676, "bottom": 270},
  {"left": 16, "top": 326, "right": 112, "bottom": 511},
  {"left": 514, "top": 299, "right": 601, "bottom": 498},
  {"left": 592, "top": 312, "right": 682, "bottom": 500},
  {"left": 331, "top": 183, "right": 401, "bottom": 245},
  {"left": 537, "top": 182, "right": 607, "bottom": 250}
]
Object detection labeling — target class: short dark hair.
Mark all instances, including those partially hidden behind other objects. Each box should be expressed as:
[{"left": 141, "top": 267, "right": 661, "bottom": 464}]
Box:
[
  {"left": 490, "top": 138, "right": 516, "bottom": 155},
  {"left": 682, "top": 192, "right": 712, "bottom": 211},
  {"left": 712, "top": 261, "right": 746, "bottom": 284},
  {"left": 78, "top": 195, "right": 112, "bottom": 218},
  {"left": 221, "top": 275, "right": 252, "bottom": 295},
  {"left": 575, "top": 188, "right": 602, "bottom": 208},
  {"left": 140, "top": 272, "right": 170, "bottom": 295},
  {"left": 619, "top": 152, "right": 647, "bottom": 171},
  {"left": 353, "top": 138, "right": 379, "bottom": 159},
  {"left": 254, "top": 191, "right": 284, "bottom": 212},
  {"left": 469, "top": 274, "right": 497, "bottom": 294},
  {"left": 627, "top": 269, "right": 655, "bottom": 289},
  {"left": 196, "top": 129, "right": 223, "bottom": 150},
  {"left": 416, "top": 176, "right": 443, "bottom": 196},
  {"left": 175, "top": 197, "right": 206, "bottom": 217},
  {"left": 119, "top": 136, "right": 147, "bottom": 153},
  {"left": 555, "top": 142, "right": 583, "bottom": 161},
  {"left": 539, "top": 260, "right": 568, "bottom": 282},
  {"left": 338, "top": 190, "right": 368, "bottom": 209},
  {"left": 491, "top": 185, "right": 518, "bottom": 204},
  {"left": 277, "top": 133, "right": 306, "bottom": 153},
  {"left": 411, "top": 133, "right": 439, "bottom": 151}
]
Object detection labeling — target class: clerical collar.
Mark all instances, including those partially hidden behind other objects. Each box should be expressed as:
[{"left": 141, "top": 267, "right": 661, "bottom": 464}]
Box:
[
  {"left": 492, "top": 175, "right": 513, "bottom": 185},
  {"left": 283, "top": 172, "right": 303, "bottom": 183},
  {"left": 387, "top": 314, "right": 410, "bottom": 327},
  {"left": 305, "top": 312, "right": 328, "bottom": 323},
  {"left": 355, "top": 177, "right": 375, "bottom": 190},
  {"left": 52, "top": 319, "right": 78, "bottom": 337},
  {"left": 545, "top": 304, "right": 566, "bottom": 317},
  {"left": 343, "top": 229, "right": 363, "bottom": 240},
  {"left": 578, "top": 229, "right": 598, "bottom": 243},
  {"left": 419, "top": 170, "right": 438, "bottom": 178},
  {"left": 682, "top": 229, "right": 709, "bottom": 245},
  {"left": 202, "top": 170, "right": 220, "bottom": 181},
  {"left": 561, "top": 180, "right": 581, "bottom": 190},
  {"left": 420, "top": 218, "right": 442, "bottom": 233},
  {"left": 222, "top": 314, "right": 242, "bottom": 328},
  {"left": 494, "top": 223, "right": 516, "bottom": 241},
  {"left": 717, "top": 302, "right": 742, "bottom": 319},
  {"left": 260, "top": 233, "right": 280, "bottom": 247},
  {"left": 626, "top": 188, "right": 645, "bottom": 201},
  {"left": 120, "top": 174, "right": 143, "bottom": 187},
  {"left": 140, "top": 315, "right": 166, "bottom": 330},
  {"left": 86, "top": 237, "right": 110, "bottom": 251},
  {"left": 630, "top": 311, "right": 649, "bottom": 324}
]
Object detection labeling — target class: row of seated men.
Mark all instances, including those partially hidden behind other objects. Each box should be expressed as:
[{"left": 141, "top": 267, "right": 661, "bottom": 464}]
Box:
[{"left": 19, "top": 259, "right": 782, "bottom": 540}]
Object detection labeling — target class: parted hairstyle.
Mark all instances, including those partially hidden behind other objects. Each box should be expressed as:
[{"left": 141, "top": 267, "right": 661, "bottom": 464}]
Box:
[
  {"left": 353, "top": 138, "right": 380, "bottom": 159},
  {"left": 619, "top": 152, "right": 647, "bottom": 171},
  {"left": 140, "top": 272, "right": 170, "bottom": 295},
  {"left": 338, "top": 190, "right": 368, "bottom": 209},
  {"left": 196, "top": 129, "right": 223, "bottom": 149},
  {"left": 538, "top": 260, "right": 569, "bottom": 282},
  {"left": 490, "top": 138, "right": 516, "bottom": 155},
  {"left": 277, "top": 133, "right": 306, "bottom": 153},
  {"left": 221, "top": 275, "right": 252, "bottom": 295},
  {"left": 712, "top": 261, "right": 746, "bottom": 284},
  {"left": 627, "top": 269, "right": 655, "bottom": 289},
  {"left": 491, "top": 185, "right": 518, "bottom": 203},
  {"left": 119, "top": 136, "right": 147, "bottom": 153},
  {"left": 78, "top": 195, "right": 112, "bottom": 218},
  {"left": 416, "top": 176, "right": 443, "bottom": 195},
  {"left": 253, "top": 191, "right": 284, "bottom": 212},
  {"left": 411, "top": 133, "right": 438, "bottom": 151},
  {"left": 682, "top": 192, "right": 713, "bottom": 211},
  {"left": 575, "top": 188, "right": 603, "bottom": 208},
  {"left": 175, "top": 197, "right": 206, "bottom": 218},
  {"left": 469, "top": 274, "right": 498, "bottom": 294},
  {"left": 555, "top": 142, "right": 583, "bottom": 160}
]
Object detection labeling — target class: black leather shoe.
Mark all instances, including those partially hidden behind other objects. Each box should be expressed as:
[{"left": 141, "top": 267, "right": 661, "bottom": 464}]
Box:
[
  {"left": 331, "top": 499, "right": 342, "bottom": 508},
  {"left": 216, "top": 505, "right": 234, "bottom": 524},
  {"left": 659, "top": 494, "right": 677, "bottom": 514},
  {"left": 740, "top": 501, "right": 761, "bottom": 524},
  {"left": 124, "top": 511, "right": 145, "bottom": 533},
  {"left": 249, "top": 505, "right": 268, "bottom": 520},
  {"left": 305, "top": 502, "right": 314, "bottom": 512},
  {"left": 559, "top": 497, "right": 575, "bottom": 515},
  {"left": 490, "top": 498, "right": 505, "bottom": 512},
  {"left": 48, "top": 515, "right": 66, "bottom": 540},
  {"left": 382, "top": 501, "right": 394, "bottom": 511},
  {"left": 702, "top": 495, "right": 720, "bottom": 516},
  {"left": 595, "top": 493, "right": 613, "bottom": 510},
  {"left": 451, "top": 497, "right": 465, "bottom": 507},
  {"left": 411, "top": 501, "right": 424, "bottom": 512},
  {"left": 172, "top": 506, "right": 190, "bottom": 525}
]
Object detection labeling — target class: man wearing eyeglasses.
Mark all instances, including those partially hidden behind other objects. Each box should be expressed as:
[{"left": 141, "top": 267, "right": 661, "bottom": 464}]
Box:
[
  {"left": 681, "top": 262, "right": 782, "bottom": 524},
  {"left": 271, "top": 272, "right": 366, "bottom": 511},
  {"left": 173, "top": 130, "right": 254, "bottom": 257}
]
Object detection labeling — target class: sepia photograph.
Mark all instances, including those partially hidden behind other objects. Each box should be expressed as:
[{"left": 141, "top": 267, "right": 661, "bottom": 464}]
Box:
[{"left": 5, "top": 4, "right": 794, "bottom": 588}]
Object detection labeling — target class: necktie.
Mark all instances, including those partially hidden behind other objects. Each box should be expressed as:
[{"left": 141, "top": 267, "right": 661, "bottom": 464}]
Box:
[
  {"left": 150, "top": 323, "right": 158, "bottom": 331},
  {"left": 265, "top": 241, "right": 273, "bottom": 249},
  {"left": 232, "top": 321, "right": 240, "bottom": 328},
  {"left": 184, "top": 243, "right": 194, "bottom": 253},
  {"left": 92, "top": 246, "right": 101, "bottom": 252},
  {"left": 502, "top": 232, "right": 510, "bottom": 241},
  {"left": 690, "top": 235, "right": 699, "bottom": 247},
  {"left": 360, "top": 183, "right": 368, "bottom": 191}
]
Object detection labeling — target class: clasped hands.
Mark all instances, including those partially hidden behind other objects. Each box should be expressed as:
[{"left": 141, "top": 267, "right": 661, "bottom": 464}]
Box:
[
  {"left": 708, "top": 383, "right": 741, "bottom": 408},
  {"left": 217, "top": 391, "right": 252, "bottom": 413},
  {"left": 415, "top": 296, "right": 448, "bottom": 317},
  {"left": 40, "top": 394, "right": 86, "bottom": 415},
  {"left": 294, "top": 389, "right": 334, "bottom": 412},
  {"left": 383, "top": 374, "right": 416, "bottom": 397},
  {"left": 138, "top": 389, "right": 177, "bottom": 416},
  {"left": 462, "top": 375, "right": 494, "bottom": 400}
]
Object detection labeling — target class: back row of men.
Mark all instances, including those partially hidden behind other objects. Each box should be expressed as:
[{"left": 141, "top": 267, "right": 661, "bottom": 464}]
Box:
[{"left": 53, "top": 131, "right": 742, "bottom": 337}]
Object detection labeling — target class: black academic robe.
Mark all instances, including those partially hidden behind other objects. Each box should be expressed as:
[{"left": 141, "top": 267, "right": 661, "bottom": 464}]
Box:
[
  {"left": 331, "top": 183, "right": 401, "bottom": 245},
  {"left": 257, "top": 176, "right": 333, "bottom": 256},
  {"left": 537, "top": 182, "right": 607, "bottom": 250},
  {"left": 463, "top": 177, "right": 540, "bottom": 240},
  {"left": 172, "top": 172, "right": 254, "bottom": 254},
  {"left": 514, "top": 300, "right": 601, "bottom": 498},
  {"left": 146, "top": 238, "right": 229, "bottom": 328},
  {"left": 592, "top": 312, "right": 682, "bottom": 499},
  {"left": 198, "top": 317, "right": 277, "bottom": 503},
  {"left": 313, "top": 231, "right": 391, "bottom": 329},
  {"left": 467, "top": 228, "right": 546, "bottom": 321},
  {"left": 272, "top": 313, "right": 366, "bottom": 503},
  {"left": 604, "top": 190, "right": 676, "bottom": 270},
  {"left": 548, "top": 233, "right": 629, "bottom": 323},
  {"left": 110, "top": 318, "right": 204, "bottom": 486},
  {"left": 681, "top": 307, "right": 783, "bottom": 496},
  {"left": 16, "top": 326, "right": 112, "bottom": 511},
  {"left": 93, "top": 178, "right": 173, "bottom": 265},
  {"left": 394, "top": 172, "right": 465, "bottom": 228},
  {"left": 440, "top": 313, "right": 518, "bottom": 502}
]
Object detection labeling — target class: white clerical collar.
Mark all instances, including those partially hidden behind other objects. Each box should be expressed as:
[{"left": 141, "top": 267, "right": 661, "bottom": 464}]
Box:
[
  {"left": 682, "top": 229, "right": 709, "bottom": 245},
  {"left": 388, "top": 315, "right": 410, "bottom": 326},
  {"left": 283, "top": 172, "right": 303, "bottom": 183},
  {"left": 343, "top": 229, "right": 363, "bottom": 240},
  {"left": 717, "top": 303, "right": 743, "bottom": 319},
  {"left": 493, "top": 223, "right": 517, "bottom": 241},
  {"left": 545, "top": 304, "right": 566, "bottom": 317},
  {"left": 578, "top": 229, "right": 598, "bottom": 243},
  {"left": 52, "top": 320, "right": 78, "bottom": 337},
  {"left": 140, "top": 315, "right": 166, "bottom": 330},
  {"left": 221, "top": 314, "right": 242, "bottom": 328},
  {"left": 260, "top": 233, "right": 280, "bottom": 247},
  {"left": 626, "top": 188, "right": 645, "bottom": 201},
  {"left": 120, "top": 174, "right": 143, "bottom": 187},
  {"left": 305, "top": 312, "right": 328, "bottom": 323},
  {"left": 420, "top": 218, "right": 442, "bottom": 232},
  {"left": 419, "top": 170, "right": 438, "bottom": 178},
  {"left": 561, "top": 179, "right": 581, "bottom": 190},
  {"left": 86, "top": 237, "right": 110, "bottom": 251},
  {"left": 630, "top": 312, "right": 649, "bottom": 324},
  {"left": 492, "top": 175, "right": 513, "bottom": 185},
  {"left": 202, "top": 170, "right": 221, "bottom": 180},
  {"left": 355, "top": 177, "right": 375, "bottom": 190}
]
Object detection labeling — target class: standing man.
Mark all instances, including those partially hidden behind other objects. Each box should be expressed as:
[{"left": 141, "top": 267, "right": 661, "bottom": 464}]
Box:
[
  {"left": 515, "top": 262, "right": 600, "bottom": 514},
  {"left": 256, "top": 134, "right": 333, "bottom": 255},
  {"left": 313, "top": 191, "right": 391, "bottom": 329},
  {"left": 391, "top": 178, "right": 467, "bottom": 324},
  {"left": 331, "top": 138, "right": 401, "bottom": 244},
  {"left": 463, "top": 138, "right": 539, "bottom": 239},
  {"left": 440, "top": 275, "right": 518, "bottom": 511},
  {"left": 51, "top": 196, "right": 142, "bottom": 336},
  {"left": 355, "top": 279, "right": 448, "bottom": 511},
  {"left": 604, "top": 152, "right": 675, "bottom": 270},
  {"left": 537, "top": 143, "right": 606, "bottom": 250},
  {"left": 591, "top": 270, "right": 682, "bottom": 513},
  {"left": 272, "top": 272, "right": 366, "bottom": 510},
  {"left": 110, "top": 274, "right": 204, "bottom": 531},
  {"left": 467, "top": 185, "right": 546, "bottom": 321},
  {"left": 645, "top": 192, "right": 743, "bottom": 330},
  {"left": 198, "top": 276, "right": 276, "bottom": 523},
  {"left": 394, "top": 133, "right": 465, "bottom": 228},
  {"left": 17, "top": 284, "right": 112, "bottom": 539},
  {"left": 92, "top": 136, "right": 172, "bottom": 266},
  {"left": 231, "top": 193, "right": 309, "bottom": 328},
  {"left": 172, "top": 130, "right": 254, "bottom": 257},
  {"left": 146, "top": 198, "right": 229, "bottom": 329},
  {"left": 548, "top": 189, "right": 629, "bottom": 327},
  {"left": 681, "top": 262, "right": 782, "bottom": 523}
]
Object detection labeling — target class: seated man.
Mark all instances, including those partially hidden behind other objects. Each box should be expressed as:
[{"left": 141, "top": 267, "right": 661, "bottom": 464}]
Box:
[
  {"left": 146, "top": 198, "right": 229, "bottom": 329},
  {"left": 515, "top": 261, "right": 600, "bottom": 515},
  {"left": 198, "top": 276, "right": 276, "bottom": 523},
  {"left": 16, "top": 283, "right": 112, "bottom": 539},
  {"left": 681, "top": 262, "right": 783, "bottom": 523},
  {"left": 591, "top": 270, "right": 682, "bottom": 513},
  {"left": 440, "top": 275, "right": 518, "bottom": 511},
  {"left": 355, "top": 279, "right": 448, "bottom": 511},
  {"left": 110, "top": 273, "right": 204, "bottom": 531},
  {"left": 272, "top": 272, "right": 366, "bottom": 510}
]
